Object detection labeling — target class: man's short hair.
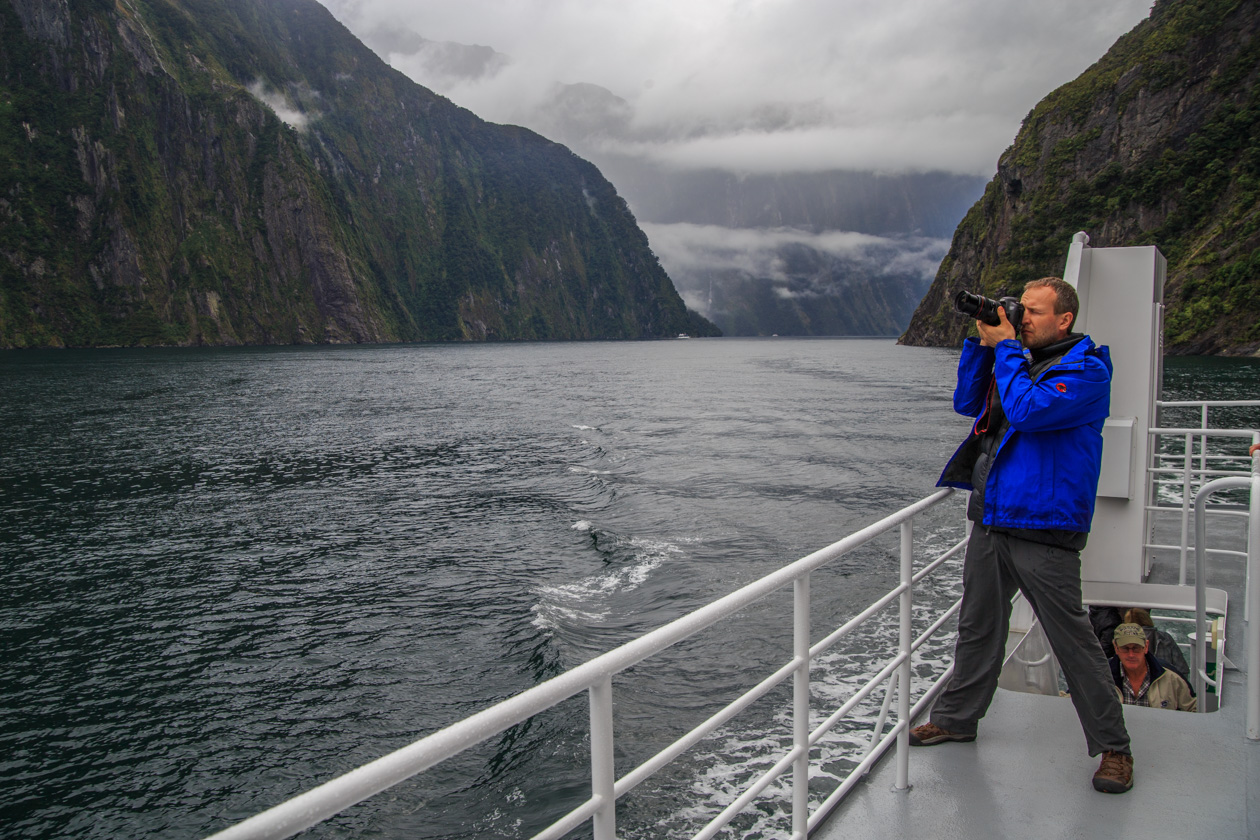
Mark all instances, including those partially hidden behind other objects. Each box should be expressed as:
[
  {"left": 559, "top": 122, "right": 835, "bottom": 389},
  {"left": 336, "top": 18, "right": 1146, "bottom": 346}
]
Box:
[{"left": 1024, "top": 276, "right": 1079, "bottom": 331}]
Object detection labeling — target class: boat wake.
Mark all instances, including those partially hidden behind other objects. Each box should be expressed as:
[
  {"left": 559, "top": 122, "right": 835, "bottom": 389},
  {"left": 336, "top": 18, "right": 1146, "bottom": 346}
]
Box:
[{"left": 530, "top": 525, "right": 686, "bottom": 633}]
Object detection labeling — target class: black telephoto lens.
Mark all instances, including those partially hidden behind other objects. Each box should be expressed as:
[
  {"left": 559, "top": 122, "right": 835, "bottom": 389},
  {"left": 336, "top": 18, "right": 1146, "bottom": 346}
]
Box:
[{"left": 953, "top": 290, "right": 1001, "bottom": 326}]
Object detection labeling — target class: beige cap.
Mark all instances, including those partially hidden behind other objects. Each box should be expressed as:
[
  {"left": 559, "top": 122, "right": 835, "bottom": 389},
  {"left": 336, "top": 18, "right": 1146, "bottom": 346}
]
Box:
[{"left": 1113, "top": 623, "right": 1147, "bottom": 648}]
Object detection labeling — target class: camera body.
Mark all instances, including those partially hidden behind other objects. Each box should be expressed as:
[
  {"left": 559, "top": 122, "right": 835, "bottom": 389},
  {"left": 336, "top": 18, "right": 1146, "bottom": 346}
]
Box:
[{"left": 954, "top": 290, "right": 1024, "bottom": 331}]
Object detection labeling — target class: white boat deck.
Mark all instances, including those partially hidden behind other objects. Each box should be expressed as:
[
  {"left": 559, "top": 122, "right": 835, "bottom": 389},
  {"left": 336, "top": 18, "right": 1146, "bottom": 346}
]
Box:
[{"left": 812, "top": 670, "right": 1258, "bottom": 839}]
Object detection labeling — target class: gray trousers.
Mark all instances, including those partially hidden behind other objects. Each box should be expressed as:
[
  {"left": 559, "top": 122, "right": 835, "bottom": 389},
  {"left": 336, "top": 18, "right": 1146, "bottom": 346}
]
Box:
[{"left": 931, "top": 527, "right": 1131, "bottom": 756}]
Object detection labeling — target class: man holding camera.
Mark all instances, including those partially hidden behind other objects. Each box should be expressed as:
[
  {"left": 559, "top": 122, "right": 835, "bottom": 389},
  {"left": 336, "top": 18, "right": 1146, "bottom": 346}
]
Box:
[{"left": 910, "top": 277, "right": 1133, "bottom": 794}]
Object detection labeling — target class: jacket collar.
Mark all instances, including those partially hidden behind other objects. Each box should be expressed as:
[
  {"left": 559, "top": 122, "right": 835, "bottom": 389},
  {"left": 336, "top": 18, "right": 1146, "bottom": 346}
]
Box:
[
  {"left": 1029, "top": 333, "right": 1085, "bottom": 364},
  {"left": 1108, "top": 650, "right": 1172, "bottom": 685}
]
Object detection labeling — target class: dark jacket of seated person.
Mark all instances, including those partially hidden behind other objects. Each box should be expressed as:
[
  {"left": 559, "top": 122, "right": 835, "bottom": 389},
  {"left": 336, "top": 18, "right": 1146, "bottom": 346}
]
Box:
[{"left": 1109, "top": 623, "right": 1197, "bottom": 712}]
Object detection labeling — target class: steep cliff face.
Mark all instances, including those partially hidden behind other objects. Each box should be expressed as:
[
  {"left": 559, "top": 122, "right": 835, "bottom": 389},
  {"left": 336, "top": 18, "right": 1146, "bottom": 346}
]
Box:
[
  {"left": 0, "top": 0, "right": 716, "bottom": 347},
  {"left": 900, "top": 0, "right": 1260, "bottom": 355}
]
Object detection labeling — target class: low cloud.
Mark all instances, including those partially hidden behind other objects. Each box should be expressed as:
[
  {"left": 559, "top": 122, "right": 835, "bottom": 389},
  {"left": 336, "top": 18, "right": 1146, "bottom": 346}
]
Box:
[
  {"left": 641, "top": 222, "right": 948, "bottom": 284},
  {"left": 608, "top": 117, "right": 1017, "bottom": 176},
  {"left": 247, "top": 81, "right": 312, "bottom": 131},
  {"left": 639, "top": 222, "right": 950, "bottom": 334}
]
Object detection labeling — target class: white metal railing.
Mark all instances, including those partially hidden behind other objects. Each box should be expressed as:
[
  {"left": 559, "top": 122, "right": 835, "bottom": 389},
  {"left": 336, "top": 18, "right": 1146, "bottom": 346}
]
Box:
[
  {"left": 204, "top": 488, "right": 965, "bottom": 840},
  {"left": 1191, "top": 449, "right": 1260, "bottom": 740},
  {"left": 1144, "top": 400, "right": 1260, "bottom": 585}
]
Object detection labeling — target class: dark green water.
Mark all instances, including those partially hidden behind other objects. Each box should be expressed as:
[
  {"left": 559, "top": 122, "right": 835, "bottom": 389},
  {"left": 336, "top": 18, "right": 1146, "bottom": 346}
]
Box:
[{"left": 1, "top": 342, "right": 1254, "bottom": 839}]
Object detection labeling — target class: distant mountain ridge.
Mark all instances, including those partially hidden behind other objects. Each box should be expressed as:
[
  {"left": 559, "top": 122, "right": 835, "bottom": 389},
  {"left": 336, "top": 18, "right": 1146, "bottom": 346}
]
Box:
[
  {"left": 900, "top": 0, "right": 1260, "bottom": 355},
  {"left": 0, "top": 0, "right": 716, "bottom": 348}
]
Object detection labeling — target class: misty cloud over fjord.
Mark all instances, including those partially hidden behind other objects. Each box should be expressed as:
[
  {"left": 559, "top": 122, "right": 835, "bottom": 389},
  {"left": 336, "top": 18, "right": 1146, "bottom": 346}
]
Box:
[
  {"left": 641, "top": 224, "right": 947, "bottom": 290},
  {"left": 642, "top": 223, "right": 950, "bottom": 335}
]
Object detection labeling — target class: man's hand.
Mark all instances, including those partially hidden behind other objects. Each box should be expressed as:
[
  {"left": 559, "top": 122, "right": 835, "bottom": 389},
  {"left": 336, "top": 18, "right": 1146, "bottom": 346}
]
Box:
[{"left": 976, "top": 305, "right": 1017, "bottom": 347}]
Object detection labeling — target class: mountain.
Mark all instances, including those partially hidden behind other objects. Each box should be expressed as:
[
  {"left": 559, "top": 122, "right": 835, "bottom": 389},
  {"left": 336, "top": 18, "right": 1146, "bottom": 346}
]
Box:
[
  {"left": 900, "top": 0, "right": 1260, "bottom": 355},
  {"left": 0, "top": 0, "right": 717, "bottom": 348}
]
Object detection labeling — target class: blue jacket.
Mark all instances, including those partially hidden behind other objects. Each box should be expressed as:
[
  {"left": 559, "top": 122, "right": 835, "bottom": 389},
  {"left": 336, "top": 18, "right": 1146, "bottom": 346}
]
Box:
[{"left": 937, "top": 335, "right": 1112, "bottom": 532}]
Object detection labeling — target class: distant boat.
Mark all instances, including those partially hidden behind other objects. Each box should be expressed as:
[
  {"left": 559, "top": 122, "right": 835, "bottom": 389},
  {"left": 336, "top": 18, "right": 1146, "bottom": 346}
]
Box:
[{"left": 676, "top": 333, "right": 690, "bottom": 339}]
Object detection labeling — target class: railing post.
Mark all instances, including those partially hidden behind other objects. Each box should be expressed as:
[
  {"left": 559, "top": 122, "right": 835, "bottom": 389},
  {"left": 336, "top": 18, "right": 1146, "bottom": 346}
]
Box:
[
  {"left": 792, "top": 574, "right": 811, "bottom": 838},
  {"left": 1194, "top": 484, "right": 1212, "bottom": 706},
  {"left": 1180, "top": 432, "right": 1193, "bottom": 585},
  {"left": 1199, "top": 405, "right": 1209, "bottom": 478},
  {"left": 896, "top": 520, "right": 913, "bottom": 791},
  {"left": 1247, "top": 447, "right": 1259, "bottom": 740},
  {"left": 1247, "top": 434, "right": 1258, "bottom": 626},
  {"left": 590, "top": 676, "right": 617, "bottom": 840}
]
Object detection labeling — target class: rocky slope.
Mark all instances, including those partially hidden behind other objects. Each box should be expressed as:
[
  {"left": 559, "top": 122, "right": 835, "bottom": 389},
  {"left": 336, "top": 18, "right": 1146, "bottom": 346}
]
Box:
[
  {"left": 900, "top": 0, "right": 1260, "bottom": 355},
  {"left": 0, "top": 0, "right": 716, "bottom": 348}
]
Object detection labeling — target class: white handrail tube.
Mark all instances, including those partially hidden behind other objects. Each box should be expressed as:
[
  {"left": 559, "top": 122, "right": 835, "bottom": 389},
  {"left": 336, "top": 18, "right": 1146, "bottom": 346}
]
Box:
[{"left": 1158, "top": 400, "right": 1260, "bottom": 408}]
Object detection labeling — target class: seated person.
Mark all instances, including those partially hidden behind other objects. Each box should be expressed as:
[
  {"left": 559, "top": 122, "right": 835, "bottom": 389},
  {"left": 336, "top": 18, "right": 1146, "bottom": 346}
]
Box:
[
  {"left": 1110, "top": 623, "right": 1197, "bottom": 712},
  {"left": 1123, "top": 607, "right": 1190, "bottom": 680}
]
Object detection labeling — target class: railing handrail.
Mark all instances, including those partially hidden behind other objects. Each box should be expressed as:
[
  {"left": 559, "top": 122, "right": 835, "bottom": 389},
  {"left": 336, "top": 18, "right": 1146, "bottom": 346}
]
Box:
[
  {"left": 1157, "top": 400, "right": 1260, "bottom": 408},
  {"left": 204, "top": 488, "right": 962, "bottom": 840},
  {"left": 1148, "top": 427, "right": 1257, "bottom": 437}
]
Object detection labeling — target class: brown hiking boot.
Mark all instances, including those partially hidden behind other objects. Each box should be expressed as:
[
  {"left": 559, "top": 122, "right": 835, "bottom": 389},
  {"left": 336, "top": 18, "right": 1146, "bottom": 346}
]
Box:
[
  {"left": 908, "top": 721, "right": 975, "bottom": 746},
  {"left": 1092, "top": 751, "right": 1133, "bottom": 793}
]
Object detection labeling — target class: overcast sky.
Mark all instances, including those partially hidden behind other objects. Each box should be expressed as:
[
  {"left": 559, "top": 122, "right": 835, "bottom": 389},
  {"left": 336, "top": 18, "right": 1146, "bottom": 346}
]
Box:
[{"left": 320, "top": 0, "right": 1153, "bottom": 177}]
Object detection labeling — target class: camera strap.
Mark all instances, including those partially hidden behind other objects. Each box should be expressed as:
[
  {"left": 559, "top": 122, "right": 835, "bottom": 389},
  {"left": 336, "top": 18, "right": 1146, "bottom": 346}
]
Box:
[
  {"left": 973, "top": 377, "right": 995, "bottom": 435},
  {"left": 973, "top": 377, "right": 1005, "bottom": 448}
]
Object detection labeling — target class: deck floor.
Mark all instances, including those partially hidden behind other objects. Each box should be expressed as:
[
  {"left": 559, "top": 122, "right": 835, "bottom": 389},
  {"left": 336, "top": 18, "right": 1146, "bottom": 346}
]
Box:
[{"left": 811, "top": 669, "right": 1258, "bottom": 839}]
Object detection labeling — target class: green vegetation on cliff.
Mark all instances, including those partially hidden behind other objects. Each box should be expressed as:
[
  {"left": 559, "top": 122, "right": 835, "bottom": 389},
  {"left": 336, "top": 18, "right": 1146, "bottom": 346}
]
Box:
[
  {"left": 0, "top": 0, "right": 717, "bottom": 347},
  {"left": 901, "top": 0, "right": 1259, "bottom": 355}
]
